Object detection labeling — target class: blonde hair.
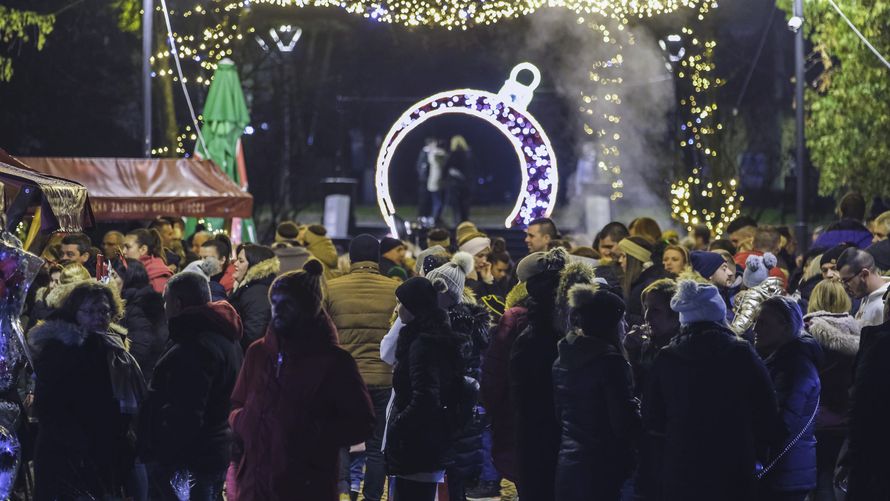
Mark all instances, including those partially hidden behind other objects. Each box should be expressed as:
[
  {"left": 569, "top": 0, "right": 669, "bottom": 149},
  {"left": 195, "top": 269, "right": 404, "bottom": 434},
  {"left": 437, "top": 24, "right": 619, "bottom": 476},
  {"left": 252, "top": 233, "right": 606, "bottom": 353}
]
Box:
[
  {"left": 808, "top": 279, "right": 852, "bottom": 314},
  {"left": 450, "top": 135, "right": 469, "bottom": 152},
  {"left": 874, "top": 210, "right": 890, "bottom": 237},
  {"left": 803, "top": 254, "right": 824, "bottom": 282}
]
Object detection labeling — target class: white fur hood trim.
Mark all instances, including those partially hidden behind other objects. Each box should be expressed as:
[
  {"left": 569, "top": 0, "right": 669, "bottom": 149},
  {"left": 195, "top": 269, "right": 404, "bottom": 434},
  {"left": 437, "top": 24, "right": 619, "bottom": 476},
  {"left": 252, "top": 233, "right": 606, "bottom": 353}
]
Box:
[{"left": 804, "top": 311, "right": 860, "bottom": 356}]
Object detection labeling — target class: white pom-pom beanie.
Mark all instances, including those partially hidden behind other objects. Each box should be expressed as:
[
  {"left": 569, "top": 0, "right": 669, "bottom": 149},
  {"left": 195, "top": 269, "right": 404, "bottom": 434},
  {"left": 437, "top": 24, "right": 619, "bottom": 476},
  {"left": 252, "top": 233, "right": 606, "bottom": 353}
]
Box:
[
  {"left": 426, "top": 252, "right": 473, "bottom": 305},
  {"left": 670, "top": 279, "right": 727, "bottom": 325},
  {"left": 743, "top": 252, "right": 777, "bottom": 289}
]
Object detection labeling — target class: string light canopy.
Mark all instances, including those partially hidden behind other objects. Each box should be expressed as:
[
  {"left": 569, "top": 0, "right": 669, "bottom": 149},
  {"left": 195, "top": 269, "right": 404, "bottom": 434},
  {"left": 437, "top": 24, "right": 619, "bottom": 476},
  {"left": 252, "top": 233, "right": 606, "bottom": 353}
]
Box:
[
  {"left": 222, "top": 0, "right": 717, "bottom": 29},
  {"left": 151, "top": 1, "right": 717, "bottom": 86},
  {"left": 376, "top": 63, "right": 558, "bottom": 234}
]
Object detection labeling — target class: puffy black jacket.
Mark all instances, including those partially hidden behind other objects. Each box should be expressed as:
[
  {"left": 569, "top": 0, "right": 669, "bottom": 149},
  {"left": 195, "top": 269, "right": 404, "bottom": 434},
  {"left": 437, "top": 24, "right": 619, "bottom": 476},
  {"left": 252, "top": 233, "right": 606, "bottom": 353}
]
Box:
[
  {"left": 228, "top": 258, "right": 277, "bottom": 353},
  {"left": 139, "top": 301, "right": 243, "bottom": 475},
  {"left": 640, "top": 321, "right": 782, "bottom": 501},
  {"left": 553, "top": 331, "right": 641, "bottom": 500},
  {"left": 761, "top": 334, "right": 822, "bottom": 492},
  {"left": 445, "top": 302, "right": 490, "bottom": 481},
  {"left": 29, "top": 321, "right": 138, "bottom": 500},
  {"left": 121, "top": 285, "right": 168, "bottom": 382},
  {"left": 509, "top": 298, "right": 563, "bottom": 501},
  {"left": 386, "top": 308, "right": 464, "bottom": 476}
]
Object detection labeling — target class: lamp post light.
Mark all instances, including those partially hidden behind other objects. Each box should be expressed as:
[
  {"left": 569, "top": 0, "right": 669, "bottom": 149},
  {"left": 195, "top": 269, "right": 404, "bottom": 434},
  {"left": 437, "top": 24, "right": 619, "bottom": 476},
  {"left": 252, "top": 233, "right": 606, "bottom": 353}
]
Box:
[
  {"left": 256, "top": 25, "right": 303, "bottom": 216},
  {"left": 790, "top": 0, "right": 808, "bottom": 252},
  {"left": 143, "top": 0, "right": 153, "bottom": 158}
]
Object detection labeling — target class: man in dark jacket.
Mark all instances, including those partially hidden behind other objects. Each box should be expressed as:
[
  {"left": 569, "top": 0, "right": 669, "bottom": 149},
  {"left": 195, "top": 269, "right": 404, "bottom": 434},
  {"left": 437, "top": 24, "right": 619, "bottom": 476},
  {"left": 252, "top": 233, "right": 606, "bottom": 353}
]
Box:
[
  {"left": 812, "top": 192, "right": 873, "bottom": 249},
  {"left": 641, "top": 280, "right": 782, "bottom": 501},
  {"left": 509, "top": 248, "right": 568, "bottom": 500},
  {"left": 141, "top": 272, "right": 244, "bottom": 500},
  {"left": 839, "top": 298, "right": 890, "bottom": 499}
]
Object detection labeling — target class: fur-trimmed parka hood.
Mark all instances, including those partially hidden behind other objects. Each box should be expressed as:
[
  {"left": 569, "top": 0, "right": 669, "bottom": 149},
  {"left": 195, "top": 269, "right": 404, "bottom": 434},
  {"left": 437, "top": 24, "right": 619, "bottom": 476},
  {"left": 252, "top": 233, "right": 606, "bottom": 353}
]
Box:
[
  {"left": 28, "top": 320, "right": 129, "bottom": 359},
  {"left": 28, "top": 319, "right": 89, "bottom": 359},
  {"left": 505, "top": 281, "right": 529, "bottom": 309},
  {"left": 804, "top": 311, "right": 860, "bottom": 356},
  {"left": 237, "top": 257, "right": 280, "bottom": 289},
  {"left": 557, "top": 260, "right": 597, "bottom": 308}
]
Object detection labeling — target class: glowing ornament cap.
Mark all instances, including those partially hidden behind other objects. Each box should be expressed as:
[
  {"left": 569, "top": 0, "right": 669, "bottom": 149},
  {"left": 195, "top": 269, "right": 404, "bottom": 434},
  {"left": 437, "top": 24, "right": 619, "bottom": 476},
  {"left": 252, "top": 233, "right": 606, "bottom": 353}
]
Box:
[{"left": 497, "top": 62, "right": 541, "bottom": 111}]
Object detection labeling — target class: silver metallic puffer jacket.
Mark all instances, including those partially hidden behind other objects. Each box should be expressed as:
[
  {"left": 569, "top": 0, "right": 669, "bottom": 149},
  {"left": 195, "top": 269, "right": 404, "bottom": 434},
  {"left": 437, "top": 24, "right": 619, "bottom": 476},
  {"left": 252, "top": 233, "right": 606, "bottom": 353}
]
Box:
[{"left": 730, "top": 277, "right": 786, "bottom": 336}]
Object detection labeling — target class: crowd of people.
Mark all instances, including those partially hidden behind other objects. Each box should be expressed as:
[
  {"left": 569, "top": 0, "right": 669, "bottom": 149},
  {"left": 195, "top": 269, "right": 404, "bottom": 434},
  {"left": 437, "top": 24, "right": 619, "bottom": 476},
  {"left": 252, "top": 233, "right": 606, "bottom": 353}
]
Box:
[{"left": 12, "top": 189, "right": 890, "bottom": 501}]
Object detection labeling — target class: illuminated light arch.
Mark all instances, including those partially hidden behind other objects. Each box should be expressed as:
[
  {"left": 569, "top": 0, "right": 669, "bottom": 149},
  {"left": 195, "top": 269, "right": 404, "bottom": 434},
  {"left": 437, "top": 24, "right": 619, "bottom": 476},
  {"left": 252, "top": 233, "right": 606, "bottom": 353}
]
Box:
[{"left": 375, "top": 63, "right": 558, "bottom": 235}]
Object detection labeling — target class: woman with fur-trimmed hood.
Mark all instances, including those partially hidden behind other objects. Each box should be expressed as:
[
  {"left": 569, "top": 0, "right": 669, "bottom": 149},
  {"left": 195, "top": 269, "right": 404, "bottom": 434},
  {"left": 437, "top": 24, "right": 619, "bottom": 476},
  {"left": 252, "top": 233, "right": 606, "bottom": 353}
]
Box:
[
  {"left": 29, "top": 281, "right": 146, "bottom": 501},
  {"left": 553, "top": 283, "right": 640, "bottom": 500},
  {"left": 229, "top": 244, "right": 280, "bottom": 353},
  {"left": 804, "top": 279, "right": 861, "bottom": 500}
]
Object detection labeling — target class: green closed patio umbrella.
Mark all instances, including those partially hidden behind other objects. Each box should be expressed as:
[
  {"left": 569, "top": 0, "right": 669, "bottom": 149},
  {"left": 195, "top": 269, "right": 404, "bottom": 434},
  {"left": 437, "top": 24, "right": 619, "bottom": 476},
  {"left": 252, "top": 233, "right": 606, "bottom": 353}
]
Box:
[{"left": 193, "top": 58, "right": 256, "bottom": 243}]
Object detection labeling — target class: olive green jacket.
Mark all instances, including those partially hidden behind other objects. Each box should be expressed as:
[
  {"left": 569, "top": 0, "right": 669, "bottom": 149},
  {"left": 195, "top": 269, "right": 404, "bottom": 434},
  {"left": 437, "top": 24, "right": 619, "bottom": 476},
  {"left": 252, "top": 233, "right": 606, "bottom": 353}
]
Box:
[{"left": 325, "top": 262, "right": 399, "bottom": 387}]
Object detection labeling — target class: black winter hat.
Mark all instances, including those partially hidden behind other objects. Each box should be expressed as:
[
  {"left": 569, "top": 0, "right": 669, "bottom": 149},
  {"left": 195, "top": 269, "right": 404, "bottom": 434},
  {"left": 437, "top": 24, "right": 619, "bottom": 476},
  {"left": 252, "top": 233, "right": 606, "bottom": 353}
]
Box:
[
  {"left": 380, "top": 237, "right": 405, "bottom": 255},
  {"left": 866, "top": 239, "right": 890, "bottom": 271},
  {"left": 820, "top": 243, "right": 855, "bottom": 267},
  {"left": 568, "top": 283, "right": 626, "bottom": 329},
  {"left": 275, "top": 221, "right": 300, "bottom": 242},
  {"left": 396, "top": 277, "right": 444, "bottom": 317},
  {"left": 349, "top": 234, "right": 380, "bottom": 263}
]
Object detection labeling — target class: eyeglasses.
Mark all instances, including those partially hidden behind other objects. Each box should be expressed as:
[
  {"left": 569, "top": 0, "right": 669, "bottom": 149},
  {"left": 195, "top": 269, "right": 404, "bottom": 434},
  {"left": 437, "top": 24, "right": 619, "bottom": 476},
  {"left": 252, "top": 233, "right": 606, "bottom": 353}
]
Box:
[{"left": 840, "top": 269, "right": 864, "bottom": 285}]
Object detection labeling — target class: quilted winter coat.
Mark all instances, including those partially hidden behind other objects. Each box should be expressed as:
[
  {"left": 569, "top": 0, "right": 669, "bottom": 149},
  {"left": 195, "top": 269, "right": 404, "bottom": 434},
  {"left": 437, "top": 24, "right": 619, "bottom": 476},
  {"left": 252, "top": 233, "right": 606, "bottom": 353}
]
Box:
[{"left": 325, "top": 261, "right": 399, "bottom": 388}]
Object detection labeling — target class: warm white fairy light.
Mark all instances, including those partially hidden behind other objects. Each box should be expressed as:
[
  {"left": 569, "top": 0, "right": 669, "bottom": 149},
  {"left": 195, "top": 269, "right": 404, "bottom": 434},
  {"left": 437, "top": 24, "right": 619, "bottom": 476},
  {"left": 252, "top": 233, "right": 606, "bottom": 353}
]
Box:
[
  {"left": 669, "top": 25, "right": 740, "bottom": 235},
  {"left": 579, "top": 18, "right": 629, "bottom": 200}
]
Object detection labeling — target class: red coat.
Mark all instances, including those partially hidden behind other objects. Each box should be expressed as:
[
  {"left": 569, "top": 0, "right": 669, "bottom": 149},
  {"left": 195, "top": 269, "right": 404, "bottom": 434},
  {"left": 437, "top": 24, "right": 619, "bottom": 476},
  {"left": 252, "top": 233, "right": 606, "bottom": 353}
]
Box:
[
  {"left": 139, "top": 255, "right": 172, "bottom": 294},
  {"left": 228, "top": 313, "right": 375, "bottom": 501},
  {"left": 220, "top": 262, "right": 236, "bottom": 295},
  {"left": 480, "top": 305, "right": 528, "bottom": 483}
]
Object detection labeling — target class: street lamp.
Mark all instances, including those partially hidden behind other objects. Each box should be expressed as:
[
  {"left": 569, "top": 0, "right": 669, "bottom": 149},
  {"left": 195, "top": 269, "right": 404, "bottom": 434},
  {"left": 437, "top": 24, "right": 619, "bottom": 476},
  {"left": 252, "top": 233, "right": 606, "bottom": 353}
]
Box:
[
  {"left": 256, "top": 25, "right": 303, "bottom": 53},
  {"left": 143, "top": 0, "right": 153, "bottom": 158},
  {"left": 791, "top": 0, "right": 807, "bottom": 252},
  {"left": 255, "top": 25, "right": 303, "bottom": 217},
  {"left": 659, "top": 34, "right": 686, "bottom": 70}
]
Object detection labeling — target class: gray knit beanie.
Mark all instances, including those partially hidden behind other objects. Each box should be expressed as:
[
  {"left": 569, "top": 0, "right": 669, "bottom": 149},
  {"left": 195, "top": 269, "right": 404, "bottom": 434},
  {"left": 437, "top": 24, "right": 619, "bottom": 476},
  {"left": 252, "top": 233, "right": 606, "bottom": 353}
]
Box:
[{"left": 426, "top": 252, "right": 473, "bottom": 305}]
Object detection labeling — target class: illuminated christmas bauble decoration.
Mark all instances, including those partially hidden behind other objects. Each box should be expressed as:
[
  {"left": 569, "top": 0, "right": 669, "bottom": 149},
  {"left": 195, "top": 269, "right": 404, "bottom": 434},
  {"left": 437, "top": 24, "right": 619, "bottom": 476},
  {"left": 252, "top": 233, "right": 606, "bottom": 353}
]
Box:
[{"left": 375, "top": 63, "right": 558, "bottom": 235}]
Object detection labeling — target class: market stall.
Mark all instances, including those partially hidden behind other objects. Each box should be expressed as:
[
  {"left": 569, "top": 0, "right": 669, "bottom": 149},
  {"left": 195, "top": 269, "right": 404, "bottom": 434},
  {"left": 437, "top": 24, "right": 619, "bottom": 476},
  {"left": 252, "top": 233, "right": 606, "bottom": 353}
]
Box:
[{"left": 19, "top": 156, "right": 253, "bottom": 220}]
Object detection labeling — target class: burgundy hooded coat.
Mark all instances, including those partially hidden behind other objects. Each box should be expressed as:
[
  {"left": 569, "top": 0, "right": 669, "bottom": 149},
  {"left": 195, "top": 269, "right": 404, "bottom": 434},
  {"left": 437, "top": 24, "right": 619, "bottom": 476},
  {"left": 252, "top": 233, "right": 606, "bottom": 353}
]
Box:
[{"left": 229, "top": 312, "right": 375, "bottom": 500}]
